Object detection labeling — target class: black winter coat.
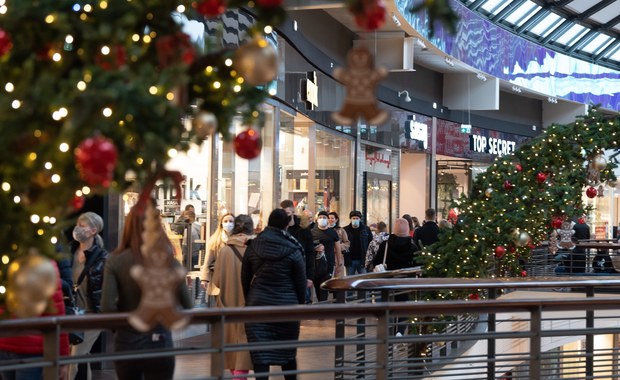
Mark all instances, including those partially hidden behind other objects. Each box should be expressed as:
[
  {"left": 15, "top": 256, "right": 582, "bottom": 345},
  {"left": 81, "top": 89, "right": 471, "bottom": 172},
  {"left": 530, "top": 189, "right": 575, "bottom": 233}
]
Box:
[
  {"left": 373, "top": 235, "right": 417, "bottom": 270},
  {"left": 71, "top": 241, "right": 108, "bottom": 313},
  {"left": 241, "top": 227, "right": 307, "bottom": 365}
]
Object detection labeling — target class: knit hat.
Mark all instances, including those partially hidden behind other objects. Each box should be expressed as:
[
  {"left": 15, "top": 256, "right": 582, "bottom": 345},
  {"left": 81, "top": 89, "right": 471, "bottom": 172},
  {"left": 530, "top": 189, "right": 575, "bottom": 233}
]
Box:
[
  {"left": 349, "top": 210, "right": 362, "bottom": 219},
  {"left": 393, "top": 218, "right": 410, "bottom": 237},
  {"left": 317, "top": 210, "right": 329, "bottom": 218}
]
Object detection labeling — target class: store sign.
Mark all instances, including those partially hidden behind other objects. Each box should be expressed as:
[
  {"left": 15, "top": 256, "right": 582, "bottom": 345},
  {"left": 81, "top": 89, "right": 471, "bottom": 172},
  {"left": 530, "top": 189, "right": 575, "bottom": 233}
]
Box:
[
  {"left": 153, "top": 175, "right": 204, "bottom": 200},
  {"left": 469, "top": 134, "right": 516, "bottom": 157},
  {"left": 365, "top": 150, "right": 391, "bottom": 171}
]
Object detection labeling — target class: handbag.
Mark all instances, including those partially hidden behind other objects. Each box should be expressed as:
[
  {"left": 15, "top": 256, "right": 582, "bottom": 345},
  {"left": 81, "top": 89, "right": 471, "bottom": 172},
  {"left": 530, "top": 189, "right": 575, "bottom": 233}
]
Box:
[{"left": 373, "top": 241, "right": 389, "bottom": 272}]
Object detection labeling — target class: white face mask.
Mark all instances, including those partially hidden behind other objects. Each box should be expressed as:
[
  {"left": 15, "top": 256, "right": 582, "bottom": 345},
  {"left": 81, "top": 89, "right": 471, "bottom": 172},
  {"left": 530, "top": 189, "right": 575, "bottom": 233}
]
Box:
[
  {"left": 222, "top": 222, "right": 234, "bottom": 233},
  {"left": 317, "top": 218, "right": 328, "bottom": 228}
]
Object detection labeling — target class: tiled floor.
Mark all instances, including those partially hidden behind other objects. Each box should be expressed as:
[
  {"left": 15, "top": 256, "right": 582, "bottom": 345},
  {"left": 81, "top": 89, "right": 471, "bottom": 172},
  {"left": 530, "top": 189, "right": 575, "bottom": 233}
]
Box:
[{"left": 93, "top": 320, "right": 336, "bottom": 379}]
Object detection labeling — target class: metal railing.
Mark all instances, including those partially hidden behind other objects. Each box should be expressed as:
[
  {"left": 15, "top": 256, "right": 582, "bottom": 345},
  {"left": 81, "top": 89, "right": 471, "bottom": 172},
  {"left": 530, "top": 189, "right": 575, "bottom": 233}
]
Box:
[{"left": 3, "top": 272, "right": 620, "bottom": 379}]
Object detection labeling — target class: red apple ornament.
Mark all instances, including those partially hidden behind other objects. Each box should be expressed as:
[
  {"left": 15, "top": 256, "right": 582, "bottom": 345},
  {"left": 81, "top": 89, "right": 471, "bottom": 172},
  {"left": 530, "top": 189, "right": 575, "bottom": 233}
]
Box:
[
  {"left": 75, "top": 135, "right": 118, "bottom": 188},
  {"left": 234, "top": 129, "right": 262, "bottom": 159}
]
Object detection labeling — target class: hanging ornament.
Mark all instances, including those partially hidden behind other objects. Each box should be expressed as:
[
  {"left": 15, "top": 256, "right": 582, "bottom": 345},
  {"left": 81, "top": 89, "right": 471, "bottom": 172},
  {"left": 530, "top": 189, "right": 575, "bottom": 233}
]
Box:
[
  {"left": 585, "top": 186, "right": 598, "bottom": 198},
  {"left": 484, "top": 188, "right": 493, "bottom": 198},
  {"left": 592, "top": 154, "right": 607, "bottom": 171},
  {"left": 503, "top": 180, "right": 514, "bottom": 190},
  {"left": 129, "top": 202, "right": 190, "bottom": 331},
  {"left": 6, "top": 252, "right": 58, "bottom": 318},
  {"left": 349, "top": 0, "right": 387, "bottom": 31},
  {"left": 194, "top": 0, "right": 227, "bottom": 18},
  {"left": 514, "top": 231, "right": 530, "bottom": 247},
  {"left": 551, "top": 216, "right": 563, "bottom": 229},
  {"left": 193, "top": 111, "right": 218, "bottom": 140},
  {"left": 597, "top": 184, "right": 605, "bottom": 197},
  {"left": 548, "top": 230, "right": 558, "bottom": 255},
  {"left": 234, "top": 129, "right": 262, "bottom": 159},
  {"left": 468, "top": 293, "right": 480, "bottom": 300},
  {"left": 520, "top": 270, "right": 528, "bottom": 277},
  {"left": 95, "top": 45, "right": 127, "bottom": 71},
  {"left": 0, "top": 28, "right": 12, "bottom": 56},
  {"left": 156, "top": 32, "right": 195, "bottom": 68},
  {"left": 535, "top": 172, "right": 547, "bottom": 183},
  {"left": 494, "top": 245, "right": 505, "bottom": 258},
  {"left": 332, "top": 46, "right": 388, "bottom": 126},
  {"left": 515, "top": 163, "right": 523, "bottom": 172},
  {"left": 75, "top": 135, "right": 118, "bottom": 188},
  {"left": 71, "top": 194, "right": 86, "bottom": 211},
  {"left": 234, "top": 37, "right": 278, "bottom": 86}
]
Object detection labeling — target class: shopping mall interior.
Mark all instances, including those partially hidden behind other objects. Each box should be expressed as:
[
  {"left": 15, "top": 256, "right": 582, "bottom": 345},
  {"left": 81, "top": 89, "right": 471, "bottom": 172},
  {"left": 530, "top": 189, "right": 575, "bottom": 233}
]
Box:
[{"left": 1, "top": 0, "right": 620, "bottom": 379}]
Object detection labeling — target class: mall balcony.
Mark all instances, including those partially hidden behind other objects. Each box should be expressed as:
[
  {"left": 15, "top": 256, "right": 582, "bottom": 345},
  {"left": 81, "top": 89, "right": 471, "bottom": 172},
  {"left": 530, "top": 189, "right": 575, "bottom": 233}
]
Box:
[{"left": 4, "top": 250, "right": 620, "bottom": 380}]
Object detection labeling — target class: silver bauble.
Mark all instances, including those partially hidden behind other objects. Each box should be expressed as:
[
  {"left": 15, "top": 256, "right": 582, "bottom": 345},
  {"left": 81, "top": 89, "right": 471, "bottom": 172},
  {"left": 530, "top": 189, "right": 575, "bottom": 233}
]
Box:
[
  {"left": 592, "top": 154, "right": 607, "bottom": 171},
  {"left": 484, "top": 188, "right": 493, "bottom": 198},
  {"left": 515, "top": 231, "right": 531, "bottom": 247},
  {"left": 234, "top": 37, "right": 278, "bottom": 86},
  {"left": 6, "top": 252, "right": 58, "bottom": 318},
  {"left": 193, "top": 112, "right": 217, "bottom": 140}
]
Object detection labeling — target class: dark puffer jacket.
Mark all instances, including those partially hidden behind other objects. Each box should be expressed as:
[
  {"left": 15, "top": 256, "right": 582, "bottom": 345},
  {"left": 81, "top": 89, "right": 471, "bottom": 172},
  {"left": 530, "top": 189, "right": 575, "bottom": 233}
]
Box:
[
  {"left": 241, "top": 226, "right": 306, "bottom": 365},
  {"left": 72, "top": 241, "right": 108, "bottom": 313},
  {"left": 373, "top": 235, "right": 418, "bottom": 270}
]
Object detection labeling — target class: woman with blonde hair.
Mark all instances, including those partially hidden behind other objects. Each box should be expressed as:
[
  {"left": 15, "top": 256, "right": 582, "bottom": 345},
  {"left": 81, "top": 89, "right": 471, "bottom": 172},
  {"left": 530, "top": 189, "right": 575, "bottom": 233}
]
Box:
[
  {"left": 69, "top": 211, "right": 108, "bottom": 380},
  {"left": 200, "top": 212, "right": 235, "bottom": 296}
]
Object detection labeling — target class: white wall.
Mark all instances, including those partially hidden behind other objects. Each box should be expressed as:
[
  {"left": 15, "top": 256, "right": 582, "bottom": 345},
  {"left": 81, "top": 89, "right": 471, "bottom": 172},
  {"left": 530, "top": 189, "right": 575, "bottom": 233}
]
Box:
[{"left": 400, "top": 153, "right": 428, "bottom": 222}]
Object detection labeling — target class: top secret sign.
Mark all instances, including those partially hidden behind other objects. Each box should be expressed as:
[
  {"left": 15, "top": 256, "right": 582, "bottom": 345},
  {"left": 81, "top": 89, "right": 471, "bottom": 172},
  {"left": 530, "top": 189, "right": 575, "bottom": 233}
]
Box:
[{"left": 469, "top": 134, "right": 516, "bottom": 157}]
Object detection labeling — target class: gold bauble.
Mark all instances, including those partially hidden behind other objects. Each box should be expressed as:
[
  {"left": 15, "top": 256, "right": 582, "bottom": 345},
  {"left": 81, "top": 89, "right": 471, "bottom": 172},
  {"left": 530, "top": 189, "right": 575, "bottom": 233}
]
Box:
[
  {"left": 234, "top": 37, "right": 278, "bottom": 86},
  {"left": 515, "top": 231, "right": 531, "bottom": 247},
  {"left": 592, "top": 154, "right": 607, "bottom": 171},
  {"left": 484, "top": 188, "right": 493, "bottom": 198},
  {"left": 193, "top": 112, "right": 217, "bottom": 140},
  {"left": 6, "top": 252, "right": 58, "bottom": 318}
]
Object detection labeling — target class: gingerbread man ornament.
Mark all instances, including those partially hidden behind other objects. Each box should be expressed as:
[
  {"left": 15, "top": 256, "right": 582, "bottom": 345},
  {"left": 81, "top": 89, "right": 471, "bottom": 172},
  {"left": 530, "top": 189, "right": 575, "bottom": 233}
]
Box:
[
  {"left": 128, "top": 202, "right": 190, "bottom": 332},
  {"left": 332, "top": 46, "right": 388, "bottom": 126}
]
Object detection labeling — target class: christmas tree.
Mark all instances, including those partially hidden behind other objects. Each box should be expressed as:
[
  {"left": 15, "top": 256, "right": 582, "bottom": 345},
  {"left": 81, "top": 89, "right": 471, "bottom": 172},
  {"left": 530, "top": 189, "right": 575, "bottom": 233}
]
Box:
[
  {"left": 420, "top": 108, "right": 620, "bottom": 295},
  {"left": 0, "top": 0, "right": 457, "bottom": 313}
]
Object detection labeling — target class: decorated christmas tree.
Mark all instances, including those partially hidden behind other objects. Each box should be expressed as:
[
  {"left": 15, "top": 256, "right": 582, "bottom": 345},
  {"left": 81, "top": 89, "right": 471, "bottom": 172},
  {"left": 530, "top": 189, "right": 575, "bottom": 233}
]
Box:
[
  {"left": 420, "top": 108, "right": 620, "bottom": 296},
  {"left": 0, "top": 0, "right": 458, "bottom": 314}
]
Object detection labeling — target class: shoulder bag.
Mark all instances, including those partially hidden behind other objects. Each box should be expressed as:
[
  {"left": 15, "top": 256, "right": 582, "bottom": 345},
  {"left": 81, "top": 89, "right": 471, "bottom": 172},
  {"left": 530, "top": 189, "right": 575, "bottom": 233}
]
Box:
[{"left": 373, "top": 242, "right": 389, "bottom": 272}]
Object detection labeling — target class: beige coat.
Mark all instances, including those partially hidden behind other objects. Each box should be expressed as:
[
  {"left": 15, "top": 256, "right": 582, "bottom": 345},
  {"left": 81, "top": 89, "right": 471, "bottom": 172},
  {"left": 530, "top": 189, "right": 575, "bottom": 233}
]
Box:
[
  {"left": 333, "top": 227, "right": 349, "bottom": 278},
  {"left": 200, "top": 231, "right": 228, "bottom": 296},
  {"left": 212, "top": 234, "right": 253, "bottom": 370}
]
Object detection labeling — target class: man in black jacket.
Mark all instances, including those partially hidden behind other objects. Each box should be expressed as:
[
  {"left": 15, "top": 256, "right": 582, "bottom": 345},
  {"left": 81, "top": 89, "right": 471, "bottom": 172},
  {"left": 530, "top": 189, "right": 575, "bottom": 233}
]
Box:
[
  {"left": 343, "top": 210, "right": 372, "bottom": 275},
  {"left": 281, "top": 200, "right": 314, "bottom": 303},
  {"left": 416, "top": 208, "right": 440, "bottom": 248}
]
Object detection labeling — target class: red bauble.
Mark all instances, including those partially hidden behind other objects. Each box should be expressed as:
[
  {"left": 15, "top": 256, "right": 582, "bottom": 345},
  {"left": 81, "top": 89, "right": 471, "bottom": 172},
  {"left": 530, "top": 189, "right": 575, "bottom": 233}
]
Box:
[
  {"left": 75, "top": 136, "right": 118, "bottom": 188},
  {"left": 578, "top": 217, "right": 586, "bottom": 224},
  {"left": 156, "top": 33, "right": 195, "bottom": 67},
  {"left": 195, "top": 0, "right": 227, "bottom": 17},
  {"left": 515, "top": 163, "right": 523, "bottom": 172},
  {"left": 494, "top": 246, "right": 506, "bottom": 258},
  {"left": 551, "top": 217, "right": 563, "bottom": 229},
  {"left": 586, "top": 186, "right": 598, "bottom": 198},
  {"left": 353, "top": 0, "right": 386, "bottom": 30},
  {"left": 508, "top": 246, "right": 515, "bottom": 253},
  {"left": 234, "top": 129, "right": 262, "bottom": 159},
  {"left": 71, "top": 195, "right": 85, "bottom": 211},
  {"left": 503, "top": 180, "right": 514, "bottom": 190},
  {"left": 256, "top": 0, "right": 283, "bottom": 7},
  {"left": 520, "top": 270, "right": 527, "bottom": 277},
  {"left": 0, "top": 28, "right": 12, "bottom": 56},
  {"left": 468, "top": 293, "right": 480, "bottom": 300},
  {"left": 535, "top": 172, "right": 547, "bottom": 183}
]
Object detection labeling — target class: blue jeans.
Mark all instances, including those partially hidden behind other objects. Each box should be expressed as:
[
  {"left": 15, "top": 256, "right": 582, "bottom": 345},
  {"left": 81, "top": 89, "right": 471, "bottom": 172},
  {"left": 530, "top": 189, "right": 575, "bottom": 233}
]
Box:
[
  {"left": 0, "top": 351, "right": 42, "bottom": 380},
  {"left": 347, "top": 259, "right": 366, "bottom": 275}
]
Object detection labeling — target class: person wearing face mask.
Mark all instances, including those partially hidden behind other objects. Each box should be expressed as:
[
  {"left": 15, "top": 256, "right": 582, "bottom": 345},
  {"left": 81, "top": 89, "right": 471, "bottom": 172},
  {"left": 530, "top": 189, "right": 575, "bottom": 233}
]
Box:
[
  {"left": 69, "top": 211, "right": 108, "bottom": 380},
  {"left": 343, "top": 211, "right": 373, "bottom": 275},
  {"left": 311, "top": 211, "right": 341, "bottom": 302},
  {"left": 328, "top": 212, "right": 349, "bottom": 279},
  {"left": 200, "top": 213, "right": 235, "bottom": 297}
]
